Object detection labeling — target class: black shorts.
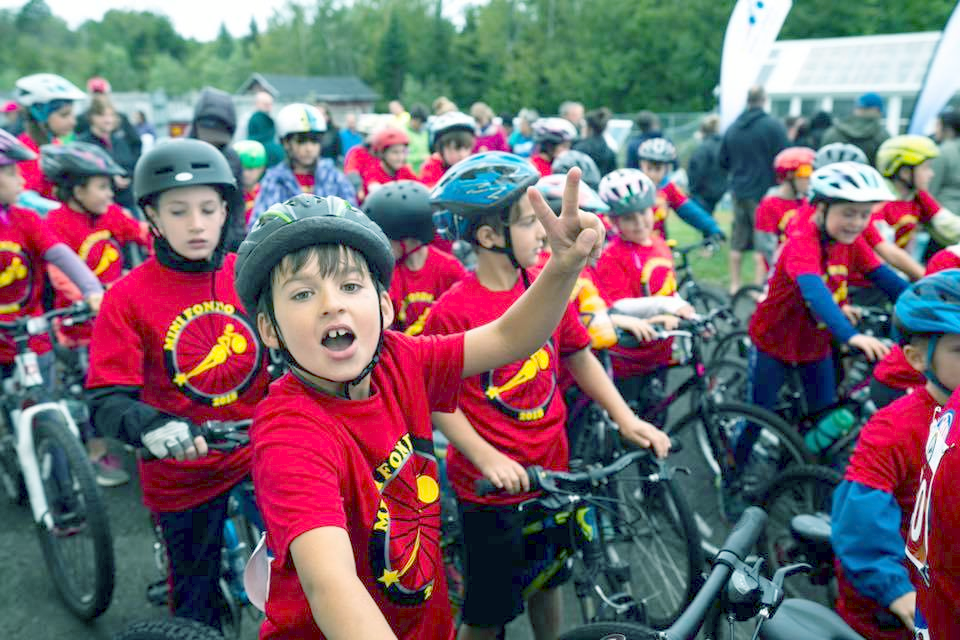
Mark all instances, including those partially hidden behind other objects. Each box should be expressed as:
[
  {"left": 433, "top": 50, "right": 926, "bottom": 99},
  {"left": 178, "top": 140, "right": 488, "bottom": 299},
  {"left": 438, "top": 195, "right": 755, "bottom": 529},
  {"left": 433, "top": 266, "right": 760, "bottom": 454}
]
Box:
[{"left": 459, "top": 500, "right": 571, "bottom": 628}]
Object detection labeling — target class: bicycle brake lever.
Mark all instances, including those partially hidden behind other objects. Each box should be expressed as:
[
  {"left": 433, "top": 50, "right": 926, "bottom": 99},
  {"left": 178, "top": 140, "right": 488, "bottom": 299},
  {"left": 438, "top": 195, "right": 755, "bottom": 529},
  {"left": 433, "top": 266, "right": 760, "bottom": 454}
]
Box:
[{"left": 771, "top": 562, "right": 812, "bottom": 588}]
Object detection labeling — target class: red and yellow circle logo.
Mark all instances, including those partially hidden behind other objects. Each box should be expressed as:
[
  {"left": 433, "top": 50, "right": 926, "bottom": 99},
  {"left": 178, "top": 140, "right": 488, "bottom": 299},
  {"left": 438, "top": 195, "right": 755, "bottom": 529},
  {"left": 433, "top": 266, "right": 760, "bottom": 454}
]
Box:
[
  {"left": 0, "top": 241, "right": 33, "bottom": 314},
  {"left": 482, "top": 340, "right": 557, "bottom": 422},
  {"left": 163, "top": 301, "right": 262, "bottom": 407},
  {"left": 640, "top": 257, "right": 678, "bottom": 297},
  {"left": 78, "top": 230, "right": 124, "bottom": 286}
]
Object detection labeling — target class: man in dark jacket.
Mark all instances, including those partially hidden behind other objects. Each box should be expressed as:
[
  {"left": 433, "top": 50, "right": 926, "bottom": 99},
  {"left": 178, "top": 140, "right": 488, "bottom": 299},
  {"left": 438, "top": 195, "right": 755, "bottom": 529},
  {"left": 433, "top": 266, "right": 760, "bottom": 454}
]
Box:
[
  {"left": 687, "top": 114, "right": 727, "bottom": 215},
  {"left": 624, "top": 110, "right": 664, "bottom": 169},
  {"left": 188, "top": 87, "right": 247, "bottom": 253},
  {"left": 719, "top": 86, "right": 788, "bottom": 294},
  {"left": 820, "top": 93, "right": 890, "bottom": 166},
  {"left": 246, "top": 91, "right": 285, "bottom": 168}
]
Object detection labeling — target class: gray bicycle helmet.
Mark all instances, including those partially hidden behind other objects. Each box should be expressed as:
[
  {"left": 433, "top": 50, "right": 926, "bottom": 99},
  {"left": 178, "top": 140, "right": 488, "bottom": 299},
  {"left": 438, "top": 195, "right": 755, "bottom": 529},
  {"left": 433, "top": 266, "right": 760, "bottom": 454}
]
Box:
[
  {"left": 362, "top": 180, "right": 435, "bottom": 244},
  {"left": 637, "top": 137, "right": 677, "bottom": 163},
  {"left": 134, "top": 138, "right": 238, "bottom": 209},
  {"left": 41, "top": 142, "right": 126, "bottom": 186},
  {"left": 235, "top": 194, "right": 394, "bottom": 314},
  {"left": 813, "top": 142, "right": 868, "bottom": 170},
  {"left": 552, "top": 150, "right": 601, "bottom": 189}
]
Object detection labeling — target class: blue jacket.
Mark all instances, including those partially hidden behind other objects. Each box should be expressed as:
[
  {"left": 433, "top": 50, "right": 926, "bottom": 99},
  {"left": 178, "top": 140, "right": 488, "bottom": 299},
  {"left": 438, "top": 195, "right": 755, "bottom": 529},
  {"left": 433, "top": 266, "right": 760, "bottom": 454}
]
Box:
[{"left": 250, "top": 158, "right": 358, "bottom": 229}]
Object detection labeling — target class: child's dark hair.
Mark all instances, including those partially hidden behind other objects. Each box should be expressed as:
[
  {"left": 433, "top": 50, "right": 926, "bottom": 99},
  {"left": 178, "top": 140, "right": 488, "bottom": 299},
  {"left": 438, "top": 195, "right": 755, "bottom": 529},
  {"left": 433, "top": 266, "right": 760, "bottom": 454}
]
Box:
[
  {"left": 439, "top": 130, "right": 475, "bottom": 152},
  {"left": 255, "top": 244, "right": 384, "bottom": 324},
  {"left": 462, "top": 201, "right": 522, "bottom": 247},
  {"left": 55, "top": 175, "right": 94, "bottom": 204}
]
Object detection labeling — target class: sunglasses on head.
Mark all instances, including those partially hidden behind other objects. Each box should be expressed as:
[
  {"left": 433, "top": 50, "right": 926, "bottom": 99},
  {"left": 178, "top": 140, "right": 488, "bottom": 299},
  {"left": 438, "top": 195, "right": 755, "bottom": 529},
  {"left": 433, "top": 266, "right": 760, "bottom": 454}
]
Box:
[{"left": 289, "top": 132, "right": 323, "bottom": 145}]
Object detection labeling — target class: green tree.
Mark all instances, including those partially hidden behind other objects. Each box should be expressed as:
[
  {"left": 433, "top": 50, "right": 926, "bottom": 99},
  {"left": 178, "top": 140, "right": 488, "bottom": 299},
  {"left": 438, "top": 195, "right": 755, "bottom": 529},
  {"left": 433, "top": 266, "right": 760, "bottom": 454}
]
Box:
[
  {"left": 376, "top": 10, "right": 409, "bottom": 100},
  {"left": 215, "top": 22, "right": 234, "bottom": 59}
]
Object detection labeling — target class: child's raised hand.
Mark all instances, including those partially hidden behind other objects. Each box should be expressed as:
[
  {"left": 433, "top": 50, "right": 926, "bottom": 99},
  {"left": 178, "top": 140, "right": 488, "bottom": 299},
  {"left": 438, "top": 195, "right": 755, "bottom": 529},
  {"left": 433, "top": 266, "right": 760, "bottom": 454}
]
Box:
[{"left": 528, "top": 167, "right": 605, "bottom": 273}]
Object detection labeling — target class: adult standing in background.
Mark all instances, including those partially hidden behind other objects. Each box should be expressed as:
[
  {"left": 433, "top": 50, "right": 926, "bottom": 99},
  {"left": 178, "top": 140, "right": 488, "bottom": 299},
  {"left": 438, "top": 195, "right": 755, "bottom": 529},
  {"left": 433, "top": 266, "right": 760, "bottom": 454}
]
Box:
[
  {"left": 508, "top": 108, "right": 538, "bottom": 157},
  {"left": 339, "top": 113, "right": 363, "bottom": 157},
  {"left": 719, "top": 86, "right": 788, "bottom": 294},
  {"left": 624, "top": 110, "right": 664, "bottom": 169},
  {"left": 931, "top": 108, "right": 960, "bottom": 216},
  {"left": 76, "top": 76, "right": 141, "bottom": 160},
  {"left": 314, "top": 102, "right": 342, "bottom": 164},
  {"left": 432, "top": 96, "right": 458, "bottom": 116},
  {"left": 559, "top": 100, "right": 585, "bottom": 136},
  {"left": 78, "top": 94, "right": 138, "bottom": 211},
  {"left": 132, "top": 110, "right": 157, "bottom": 154},
  {"left": 405, "top": 104, "right": 430, "bottom": 172},
  {"left": 389, "top": 99, "right": 410, "bottom": 128},
  {"left": 687, "top": 114, "right": 727, "bottom": 216},
  {"left": 573, "top": 107, "right": 616, "bottom": 176},
  {"left": 821, "top": 92, "right": 890, "bottom": 165},
  {"left": 797, "top": 110, "right": 832, "bottom": 150},
  {"left": 246, "top": 90, "right": 284, "bottom": 167},
  {"left": 470, "top": 102, "right": 509, "bottom": 152}
]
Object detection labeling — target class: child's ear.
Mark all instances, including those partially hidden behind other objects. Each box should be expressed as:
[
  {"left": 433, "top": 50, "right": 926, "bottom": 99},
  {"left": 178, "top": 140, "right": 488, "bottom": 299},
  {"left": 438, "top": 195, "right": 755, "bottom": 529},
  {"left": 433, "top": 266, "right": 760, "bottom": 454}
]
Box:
[
  {"left": 475, "top": 224, "right": 500, "bottom": 249},
  {"left": 379, "top": 288, "right": 395, "bottom": 328},
  {"left": 257, "top": 312, "right": 281, "bottom": 349},
  {"left": 902, "top": 341, "right": 928, "bottom": 373}
]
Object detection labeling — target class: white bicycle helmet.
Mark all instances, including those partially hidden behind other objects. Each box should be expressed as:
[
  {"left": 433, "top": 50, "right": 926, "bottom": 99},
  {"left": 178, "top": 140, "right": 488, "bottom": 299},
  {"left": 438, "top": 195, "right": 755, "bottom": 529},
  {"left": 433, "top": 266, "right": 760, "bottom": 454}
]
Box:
[
  {"left": 598, "top": 168, "right": 657, "bottom": 216},
  {"left": 276, "top": 103, "right": 326, "bottom": 139},
  {"left": 809, "top": 161, "right": 894, "bottom": 204},
  {"left": 813, "top": 142, "right": 868, "bottom": 170},
  {"left": 532, "top": 117, "right": 578, "bottom": 144},
  {"left": 638, "top": 137, "right": 677, "bottom": 163},
  {"left": 14, "top": 73, "right": 85, "bottom": 107},
  {"left": 427, "top": 111, "right": 477, "bottom": 151}
]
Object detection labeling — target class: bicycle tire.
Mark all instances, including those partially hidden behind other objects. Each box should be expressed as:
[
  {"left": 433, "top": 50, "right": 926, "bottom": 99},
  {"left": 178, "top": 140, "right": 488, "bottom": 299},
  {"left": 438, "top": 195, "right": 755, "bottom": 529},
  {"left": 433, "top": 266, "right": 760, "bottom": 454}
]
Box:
[
  {"left": 759, "top": 464, "right": 842, "bottom": 608},
  {"left": 665, "top": 402, "right": 809, "bottom": 556},
  {"left": 0, "top": 435, "right": 27, "bottom": 505},
  {"left": 699, "top": 359, "right": 749, "bottom": 408},
  {"left": 730, "top": 285, "right": 764, "bottom": 325},
  {"left": 607, "top": 452, "right": 704, "bottom": 629},
  {"left": 709, "top": 329, "right": 753, "bottom": 368},
  {"left": 33, "top": 410, "right": 115, "bottom": 620},
  {"left": 113, "top": 617, "right": 225, "bottom": 640},
  {"left": 683, "top": 283, "right": 729, "bottom": 317},
  {"left": 558, "top": 621, "right": 659, "bottom": 640}
]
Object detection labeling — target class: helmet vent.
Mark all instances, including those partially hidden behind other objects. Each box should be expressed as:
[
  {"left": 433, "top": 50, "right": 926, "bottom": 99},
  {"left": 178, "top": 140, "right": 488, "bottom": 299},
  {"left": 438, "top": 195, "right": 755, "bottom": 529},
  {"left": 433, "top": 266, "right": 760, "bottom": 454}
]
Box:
[{"left": 191, "top": 162, "right": 212, "bottom": 170}]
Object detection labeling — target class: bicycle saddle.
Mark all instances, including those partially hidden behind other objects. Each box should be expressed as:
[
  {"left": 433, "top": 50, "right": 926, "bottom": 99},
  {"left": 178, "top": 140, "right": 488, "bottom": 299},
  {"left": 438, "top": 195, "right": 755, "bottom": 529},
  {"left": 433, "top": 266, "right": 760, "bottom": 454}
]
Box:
[
  {"left": 760, "top": 599, "right": 864, "bottom": 640},
  {"left": 790, "top": 513, "right": 832, "bottom": 546}
]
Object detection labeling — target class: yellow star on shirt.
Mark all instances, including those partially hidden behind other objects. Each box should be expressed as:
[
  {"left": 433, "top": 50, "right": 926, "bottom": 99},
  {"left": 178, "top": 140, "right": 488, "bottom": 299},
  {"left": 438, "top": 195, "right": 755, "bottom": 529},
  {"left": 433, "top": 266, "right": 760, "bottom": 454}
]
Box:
[{"left": 379, "top": 569, "right": 400, "bottom": 588}]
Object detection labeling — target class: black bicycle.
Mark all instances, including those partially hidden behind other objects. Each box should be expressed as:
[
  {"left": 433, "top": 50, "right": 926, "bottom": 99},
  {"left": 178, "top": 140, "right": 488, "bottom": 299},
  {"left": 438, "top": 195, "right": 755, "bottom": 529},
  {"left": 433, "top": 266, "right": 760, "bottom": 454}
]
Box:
[{"left": 672, "top": 238, "right": 731, "bottom": 318}]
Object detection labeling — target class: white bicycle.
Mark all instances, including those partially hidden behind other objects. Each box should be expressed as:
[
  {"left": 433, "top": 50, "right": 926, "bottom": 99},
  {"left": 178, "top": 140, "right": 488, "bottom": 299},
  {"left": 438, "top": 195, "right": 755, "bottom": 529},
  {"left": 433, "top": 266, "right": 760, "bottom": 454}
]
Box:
[{"left": 0, "top": 302, "right": 115, "bottom": 620}]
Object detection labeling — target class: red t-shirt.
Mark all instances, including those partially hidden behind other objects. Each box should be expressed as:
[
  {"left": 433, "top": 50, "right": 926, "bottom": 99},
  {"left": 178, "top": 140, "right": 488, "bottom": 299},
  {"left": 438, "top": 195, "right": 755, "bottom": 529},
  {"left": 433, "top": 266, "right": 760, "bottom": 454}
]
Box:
[
  {"left": 250, "top": 331, "right": 464, "bottom": 640},
  {"left": 359, "top": 162, "right": 419, "bottom": 204},
  {"left": 0, "top": 205, "right": 59, "bottom": 363},
  {"left": 878, "top": 191, "right": 940, "bottom": 249},
  {"left": 423, "top": 270, "right": 590, "bottom": 506},
  {"left": 343, "top": 145, "right": 377, "bottom": 178},
  {"left": 755, "top": 195, "right": 804, "bottom": 244},
  {"left": 418, "top": 155, "right": 447, "bottom": 188},
  {"left": 907, "top": 393, "right": 960, "bottom": 639},
  {"left": 926, "top": 246, "right": 960, "bottom": 273},
  {"left": 85, "top": 254, "right": 270, "bottom": 512},
  {"left": 652, "top": 182, "right": 688, "bottom": 239},
  {"left": 294, "top": 173, "right": 315, "bottom": 192},
  {"left": 530, "top": 154, "right": 552, "bottom": 177},
  {"left": 836, "top": 387, "right": 937, "bottom": 640},
  {"left": 389, "top": 247, "right": 466, "bottom": 336},
  {"left": 749, "top": 220, "right": 880, "bottom": 364},
  {"left": 244, "top": 183, "right": 261, "bottom": 227},
  {"left": 16, "top": 133, "right": 56, "bottom": 199},
  {"left": 593, "top": 234, "right": 676, "bottom": 378}
]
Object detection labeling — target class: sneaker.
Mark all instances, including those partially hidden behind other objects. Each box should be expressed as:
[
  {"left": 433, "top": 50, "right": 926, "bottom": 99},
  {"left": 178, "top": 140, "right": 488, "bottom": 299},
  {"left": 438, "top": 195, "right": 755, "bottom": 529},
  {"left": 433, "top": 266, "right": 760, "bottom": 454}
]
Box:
[{"left": 93, "top": 454, "right": 130, "bottom": 487}]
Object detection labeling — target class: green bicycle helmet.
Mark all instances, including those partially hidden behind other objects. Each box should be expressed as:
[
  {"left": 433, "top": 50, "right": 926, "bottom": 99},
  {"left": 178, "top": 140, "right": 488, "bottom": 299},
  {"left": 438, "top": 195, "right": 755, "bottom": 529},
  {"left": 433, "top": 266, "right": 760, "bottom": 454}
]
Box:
[
  {"left": 134, "top": 138, "right": 238, "bottom": 208},
  {"left": 235, "top": 193, "right": 394, "bottom": 315},
  {"left": 233, "top": 140, "right": 267, "bottom": 170}
]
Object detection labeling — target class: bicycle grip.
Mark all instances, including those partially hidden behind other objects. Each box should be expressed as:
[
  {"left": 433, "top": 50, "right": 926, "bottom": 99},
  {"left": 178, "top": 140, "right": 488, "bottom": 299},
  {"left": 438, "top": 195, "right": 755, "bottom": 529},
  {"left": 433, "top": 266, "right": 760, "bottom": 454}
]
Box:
[
  {"left": 474, "top": 467, "right": 541, "bottom": 497},
  {"left": 614, "top": 327, "right": 641, "bottom": 349},
  {"left": 719, "top": 506, "right": 767, "bottom": 562}
]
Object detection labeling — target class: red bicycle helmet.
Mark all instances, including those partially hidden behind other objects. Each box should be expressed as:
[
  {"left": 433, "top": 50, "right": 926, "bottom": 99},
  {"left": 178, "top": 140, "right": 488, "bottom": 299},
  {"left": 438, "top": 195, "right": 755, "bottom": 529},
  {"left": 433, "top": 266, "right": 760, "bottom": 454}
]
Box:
[
  {"left": 774, "top": 147, "right": 816, "bottom": 183},
  {"left": 370, "top": 127, "right": 410, "bottom": 153}
]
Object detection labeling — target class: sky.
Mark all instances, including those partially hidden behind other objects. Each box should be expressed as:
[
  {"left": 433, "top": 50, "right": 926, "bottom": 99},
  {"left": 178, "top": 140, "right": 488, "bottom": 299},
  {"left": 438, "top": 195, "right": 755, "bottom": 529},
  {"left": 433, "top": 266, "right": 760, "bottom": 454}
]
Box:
[{"left": 0, "top": 0, "right": 487, "bottom": 41}]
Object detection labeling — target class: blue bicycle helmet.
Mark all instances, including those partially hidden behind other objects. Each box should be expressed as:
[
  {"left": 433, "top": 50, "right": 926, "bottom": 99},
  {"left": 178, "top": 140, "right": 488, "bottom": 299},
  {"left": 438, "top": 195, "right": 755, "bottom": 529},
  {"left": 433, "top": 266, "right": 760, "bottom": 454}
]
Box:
[
  {"left": 429, "top": 151, "right": 540, "bottom": 219},
  {"left": 893, "top": 269, "right": 960, "bottom": 394}
]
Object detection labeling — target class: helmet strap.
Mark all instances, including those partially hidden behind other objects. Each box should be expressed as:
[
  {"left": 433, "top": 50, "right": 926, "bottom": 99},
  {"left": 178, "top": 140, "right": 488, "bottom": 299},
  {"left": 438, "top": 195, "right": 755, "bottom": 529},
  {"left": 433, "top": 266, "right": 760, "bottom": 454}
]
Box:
[
  {"left": 925, "top": 335, "right": 955, "bottom": 398},
  {"left": 895, "top": 167, "right": 916, "bottom": 193},
  {"left": 484, "top": 223, "right": 530, "bottom": 289}
]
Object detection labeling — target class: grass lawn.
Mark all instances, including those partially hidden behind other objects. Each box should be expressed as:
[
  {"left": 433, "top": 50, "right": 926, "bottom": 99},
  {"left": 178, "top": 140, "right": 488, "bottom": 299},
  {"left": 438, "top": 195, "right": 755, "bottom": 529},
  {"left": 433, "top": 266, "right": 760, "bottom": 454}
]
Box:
[{"left": 665, "top": 205, "right": 758, "bottom": 292}]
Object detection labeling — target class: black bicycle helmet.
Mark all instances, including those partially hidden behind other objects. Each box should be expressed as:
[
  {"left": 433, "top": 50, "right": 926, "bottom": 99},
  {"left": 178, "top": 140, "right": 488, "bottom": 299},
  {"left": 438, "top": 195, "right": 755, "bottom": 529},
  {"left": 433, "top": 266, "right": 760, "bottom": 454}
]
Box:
[
  {"left": 551, "top": 150, "right": 601, "bottom": 189},
  {"left": 41, "top": 142, "right": 125, "bottom": 186},
  {"left": 362, "top": 180, "right": 434, "bottom": 244},
  {"left": 235, "top": 193, "right": 394, "bottom": 315},
  {"left": 134, "top": 138, "right": 237, "bottom": 209}
]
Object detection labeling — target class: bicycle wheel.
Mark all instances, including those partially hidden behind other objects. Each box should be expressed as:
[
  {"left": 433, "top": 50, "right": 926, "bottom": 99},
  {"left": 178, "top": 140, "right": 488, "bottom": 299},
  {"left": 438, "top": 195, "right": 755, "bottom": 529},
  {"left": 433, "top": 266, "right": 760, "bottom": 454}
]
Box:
[
  {"left": 0, "top": 434, "right": 27, "bottom": 505},
  {"left": 684, "top": 283, "right": 729, "bottom": 317},
  {"left": 709, "top": 329, "right": 753, "bottom": 368},
  {"left": 33, "top": 410, "right": 115, "bottom": 620},
  {"left": 700, "top": 359, "right": 749, "bottom": 406},
  {"left": 759, "top": 464, "right": 842, "bottom": 608},
  {"left": 558, "top": 621, "right": 659, "bottom": 640},
  {"left": 606, "top": 452, "right": 703, "bottom": 629},
  {"left": 665, "top": 402, "right": 809, "bottom": 556},
  {"left": 113, "top": 617, "right": 224, "bottom": 640},
  {"left": 730, "top": 285, "right": 764, "bottom": 325}
]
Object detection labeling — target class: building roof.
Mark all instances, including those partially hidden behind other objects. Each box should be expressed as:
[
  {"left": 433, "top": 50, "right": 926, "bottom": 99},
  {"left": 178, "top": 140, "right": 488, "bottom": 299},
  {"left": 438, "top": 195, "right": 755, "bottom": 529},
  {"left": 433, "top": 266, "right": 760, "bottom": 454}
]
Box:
[
  {"left": 237, "top": 73, "right": 379, "bottom": 102},
  {"left": 761, "top": 31, "right": 941, "bottom": 97}
]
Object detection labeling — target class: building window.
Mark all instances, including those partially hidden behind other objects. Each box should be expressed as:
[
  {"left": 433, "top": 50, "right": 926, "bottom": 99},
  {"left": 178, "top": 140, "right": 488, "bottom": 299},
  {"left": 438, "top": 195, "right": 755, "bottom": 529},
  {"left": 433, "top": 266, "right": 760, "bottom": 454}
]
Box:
[
  {"left": 771, "top": 99, "right": 791, "bottom": 117},
  {"left": 801, "top": 98, "right": 820, "bottom": 116},
  {"left": 832, "top": 98, "right": 855, "bottom": 119}
]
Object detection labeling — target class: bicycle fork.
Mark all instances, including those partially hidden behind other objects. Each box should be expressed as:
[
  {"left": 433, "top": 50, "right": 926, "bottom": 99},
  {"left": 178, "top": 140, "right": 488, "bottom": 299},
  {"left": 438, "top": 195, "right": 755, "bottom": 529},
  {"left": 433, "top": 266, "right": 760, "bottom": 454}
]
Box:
[{"left": 12, "top": 403, "right": 83, "bottom": 529}]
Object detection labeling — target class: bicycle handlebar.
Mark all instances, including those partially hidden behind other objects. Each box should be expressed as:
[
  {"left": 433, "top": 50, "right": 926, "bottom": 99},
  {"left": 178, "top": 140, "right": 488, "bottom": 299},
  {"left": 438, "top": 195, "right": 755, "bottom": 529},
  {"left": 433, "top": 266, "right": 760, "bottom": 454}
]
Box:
[
  {"left": 672, "top": 237, "right": 722, "bottom": 261},
  {"left": 140, "top": 419, "right": 252, "bottom": 461},
  {"left": 663, "top": 507, "right": 768, "bottom": 640},
  {"left": 474, "top": 441, "right": 680, "bottom": 497},
  {"left": 613, "top": 308, "right": 732, "bottom": 350},
  {"left": 0, "top": 301, "right": 93, "bottom": 337}
]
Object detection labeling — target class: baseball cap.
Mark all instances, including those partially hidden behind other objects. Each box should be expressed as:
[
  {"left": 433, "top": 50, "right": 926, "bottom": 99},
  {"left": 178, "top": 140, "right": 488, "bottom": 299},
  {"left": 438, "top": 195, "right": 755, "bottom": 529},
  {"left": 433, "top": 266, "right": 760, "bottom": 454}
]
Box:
[{"left": 856, "top": 92, "right": 884, "bottom": 114}]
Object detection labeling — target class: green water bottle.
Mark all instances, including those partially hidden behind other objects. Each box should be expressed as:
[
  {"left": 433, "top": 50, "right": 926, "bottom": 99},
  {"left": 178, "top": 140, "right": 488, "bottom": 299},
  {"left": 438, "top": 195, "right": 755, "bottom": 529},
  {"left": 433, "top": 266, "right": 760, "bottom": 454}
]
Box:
[{"left": 804, "top": 408, "right": 856, "bottom": 454}]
